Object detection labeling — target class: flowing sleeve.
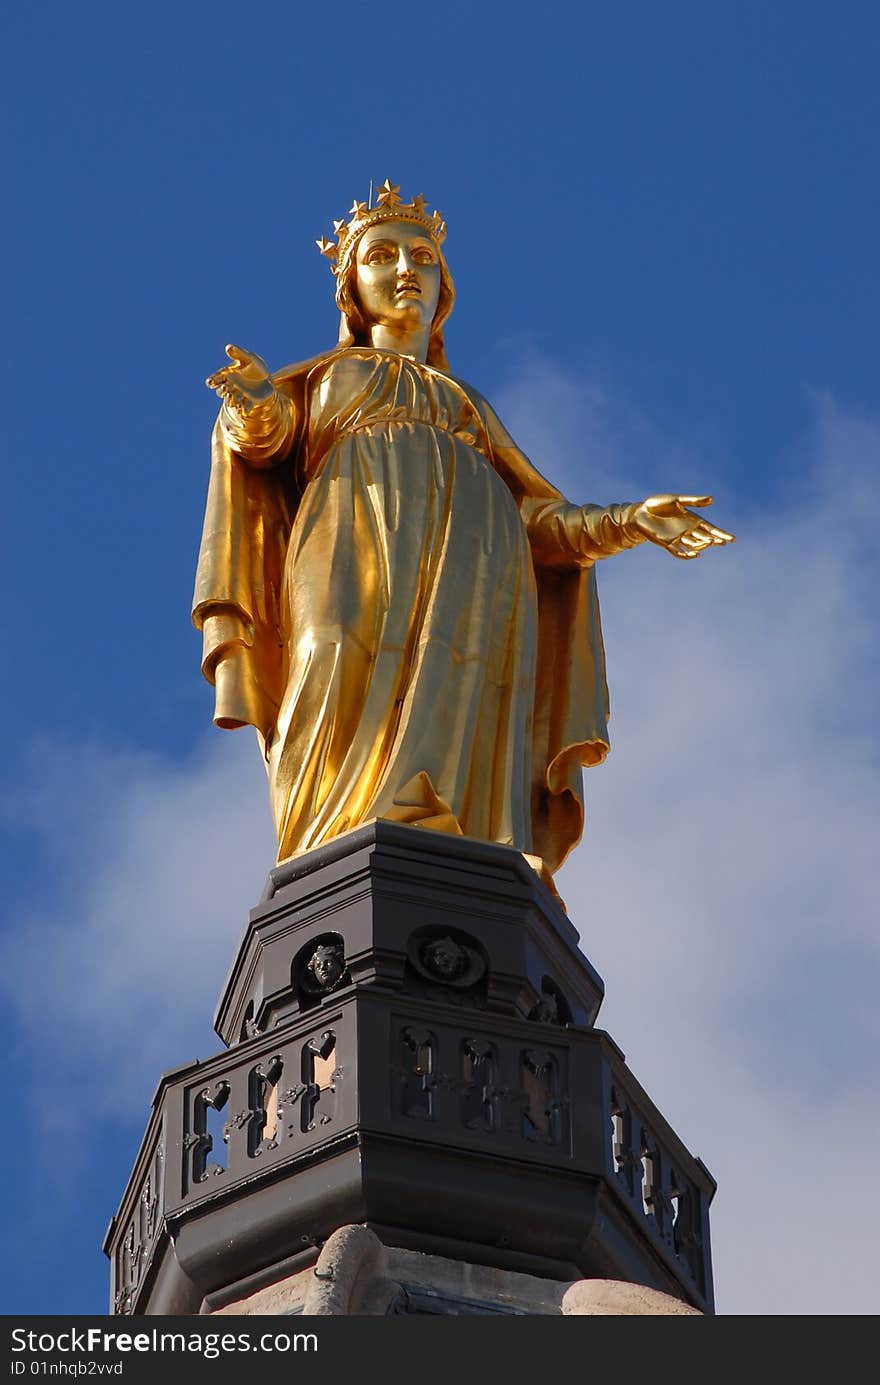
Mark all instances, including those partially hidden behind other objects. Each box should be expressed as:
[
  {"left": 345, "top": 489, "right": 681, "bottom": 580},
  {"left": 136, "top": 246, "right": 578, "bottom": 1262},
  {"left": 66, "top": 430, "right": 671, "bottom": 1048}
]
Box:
[
  {"left": 521, "top": 498, "right": 646, "bottom": 565},
  {"left": 192, "top": 369, "right": 307, "bottom": 745},
  {"left": 218, "top": 390, "right": 298, "bottom": 468}
]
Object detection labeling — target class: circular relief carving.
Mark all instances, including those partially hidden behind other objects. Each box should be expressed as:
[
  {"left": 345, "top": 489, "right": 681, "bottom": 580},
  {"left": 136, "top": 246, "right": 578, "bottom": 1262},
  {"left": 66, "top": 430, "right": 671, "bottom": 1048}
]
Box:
[
  {"left": 409, "top": 931, "right": 486, "bottom": 989},
  {"left": 528, "top": 992, "right": 559, "bottom": 1024},
  {"left": 527, "top": 977, "right": 572, "bottom": 1026},
  {"left": 297, "top": 937, "right": 350, "bottom": 997}
]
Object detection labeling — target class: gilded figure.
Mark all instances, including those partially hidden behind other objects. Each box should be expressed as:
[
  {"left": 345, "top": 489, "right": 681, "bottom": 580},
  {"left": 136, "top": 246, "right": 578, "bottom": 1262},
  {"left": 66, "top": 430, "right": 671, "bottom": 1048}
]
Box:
[{"left": 194, "top": 182, "right": 733, "bottom": 893}]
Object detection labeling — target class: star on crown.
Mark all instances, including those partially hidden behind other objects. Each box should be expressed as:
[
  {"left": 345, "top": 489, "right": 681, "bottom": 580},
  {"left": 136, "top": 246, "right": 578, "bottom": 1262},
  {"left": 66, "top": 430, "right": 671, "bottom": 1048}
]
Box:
[{"left": 316, "top": 180, "right": 447, "bottom": 275}]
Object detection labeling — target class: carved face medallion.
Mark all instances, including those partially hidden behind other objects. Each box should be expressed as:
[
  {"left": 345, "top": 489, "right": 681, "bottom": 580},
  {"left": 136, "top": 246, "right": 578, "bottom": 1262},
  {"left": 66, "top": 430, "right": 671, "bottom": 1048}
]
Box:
[
  {"left": 307, "top": 944, "right": 345, "bottom": 991},
  {"left": 421, "top": 936, "right": 466, "bottom": 980},
  {"left": 407, "top": 929, "right": 487, "bottom": 990},
  {"left": 529, "top": 993, "right": 559, "bottom": 1024}
]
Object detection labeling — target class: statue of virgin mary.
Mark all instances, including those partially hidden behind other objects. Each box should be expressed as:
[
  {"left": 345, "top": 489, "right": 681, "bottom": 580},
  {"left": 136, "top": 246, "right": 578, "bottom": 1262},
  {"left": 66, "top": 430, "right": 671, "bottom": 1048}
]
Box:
[{"left": 193, "top": 182, "right": 732, "bottom": 889}]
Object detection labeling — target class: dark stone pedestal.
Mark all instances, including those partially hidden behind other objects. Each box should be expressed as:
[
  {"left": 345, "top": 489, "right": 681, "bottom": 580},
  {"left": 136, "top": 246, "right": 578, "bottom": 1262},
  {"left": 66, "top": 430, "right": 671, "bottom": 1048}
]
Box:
[{"left": 104, "top": 823, "right": 715, "bottom": 1315}]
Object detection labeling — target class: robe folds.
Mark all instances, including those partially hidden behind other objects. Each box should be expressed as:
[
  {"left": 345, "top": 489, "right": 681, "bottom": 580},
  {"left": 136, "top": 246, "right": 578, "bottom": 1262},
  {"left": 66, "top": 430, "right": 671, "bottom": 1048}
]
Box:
[{"left": 192, "top": 347, "right": 612, "bottom": 878}]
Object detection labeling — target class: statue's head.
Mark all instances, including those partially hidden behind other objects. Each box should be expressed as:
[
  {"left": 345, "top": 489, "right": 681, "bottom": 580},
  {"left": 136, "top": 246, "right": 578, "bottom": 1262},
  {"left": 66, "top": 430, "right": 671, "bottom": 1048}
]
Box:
[{"left": 317, "top": 181, "right": 455, "bottom": 370}]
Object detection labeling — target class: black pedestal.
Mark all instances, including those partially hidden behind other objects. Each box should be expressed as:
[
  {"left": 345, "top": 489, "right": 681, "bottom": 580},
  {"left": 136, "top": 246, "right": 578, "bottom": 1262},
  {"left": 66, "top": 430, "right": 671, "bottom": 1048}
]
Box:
[{"left": 104, "top": 823, "right": 715, "bottom": 1315}]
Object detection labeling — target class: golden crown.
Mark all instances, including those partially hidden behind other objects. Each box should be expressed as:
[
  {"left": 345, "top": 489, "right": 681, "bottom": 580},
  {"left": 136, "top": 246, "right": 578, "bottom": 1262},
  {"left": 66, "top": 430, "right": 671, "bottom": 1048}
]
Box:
[{"left": 317, "top": 179, "right": 447, "bottom": 277}]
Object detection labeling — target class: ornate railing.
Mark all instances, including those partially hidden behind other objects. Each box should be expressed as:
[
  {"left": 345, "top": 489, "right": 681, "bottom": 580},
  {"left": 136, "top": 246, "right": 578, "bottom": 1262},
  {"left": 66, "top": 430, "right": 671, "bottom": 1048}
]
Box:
[
  {"left": 605, "top": 1047, "right": 715, "bottom": 1303},
  {"left": 107, "top": 995, "right": 714, "bottom": 1313},
  {"left": 110, "top": 1114, "right": 166, "bottom": 1316},
  {"left": 107, "top": 1005, "right": 357, "bottom": 1313}
]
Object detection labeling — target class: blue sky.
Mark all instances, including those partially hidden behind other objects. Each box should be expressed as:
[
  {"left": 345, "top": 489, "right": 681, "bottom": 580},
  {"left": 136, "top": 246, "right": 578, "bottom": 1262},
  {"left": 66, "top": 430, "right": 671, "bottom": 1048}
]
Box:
[{"left": 2, "top": 2, "right": 878, "bottom": 1315}]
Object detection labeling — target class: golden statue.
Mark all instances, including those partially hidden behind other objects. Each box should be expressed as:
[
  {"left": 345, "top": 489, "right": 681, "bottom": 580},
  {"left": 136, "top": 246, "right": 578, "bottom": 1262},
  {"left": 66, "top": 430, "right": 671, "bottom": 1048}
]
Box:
[{"left": 194, "top": 181, "right": 733, "bottom": 891}]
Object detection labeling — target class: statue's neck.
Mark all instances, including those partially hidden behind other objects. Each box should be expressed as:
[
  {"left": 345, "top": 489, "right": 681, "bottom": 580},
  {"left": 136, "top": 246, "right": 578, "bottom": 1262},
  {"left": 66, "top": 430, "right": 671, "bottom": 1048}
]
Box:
[{"left": 367, "top": 321, "right": 430, "bottom": 363}]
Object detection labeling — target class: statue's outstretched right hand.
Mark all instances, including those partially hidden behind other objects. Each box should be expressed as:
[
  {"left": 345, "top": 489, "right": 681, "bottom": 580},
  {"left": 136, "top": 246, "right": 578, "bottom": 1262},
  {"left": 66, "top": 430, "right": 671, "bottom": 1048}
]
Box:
[{"left": 206, "top": 344, "right": 276, "bottom": 416}]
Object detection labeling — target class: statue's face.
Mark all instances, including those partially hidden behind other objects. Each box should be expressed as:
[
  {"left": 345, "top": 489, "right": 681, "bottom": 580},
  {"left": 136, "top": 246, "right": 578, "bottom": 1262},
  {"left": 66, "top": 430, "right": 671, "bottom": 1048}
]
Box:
[{"left": 355, "top": 222, "right": 441, "bottom": 336}]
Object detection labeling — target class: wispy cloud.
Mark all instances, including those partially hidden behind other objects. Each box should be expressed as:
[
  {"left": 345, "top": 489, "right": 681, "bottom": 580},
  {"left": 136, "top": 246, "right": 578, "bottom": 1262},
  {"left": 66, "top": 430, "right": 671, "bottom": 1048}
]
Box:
[{"left": 1, "top": 734, "right": 274, "bottom": 1112}]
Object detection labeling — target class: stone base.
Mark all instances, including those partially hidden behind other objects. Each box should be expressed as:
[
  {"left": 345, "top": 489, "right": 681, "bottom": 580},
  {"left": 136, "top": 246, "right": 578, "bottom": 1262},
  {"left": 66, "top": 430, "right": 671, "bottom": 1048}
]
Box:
[{"left": 209, "top": 1225, "right": 700, "bottom": 1316}]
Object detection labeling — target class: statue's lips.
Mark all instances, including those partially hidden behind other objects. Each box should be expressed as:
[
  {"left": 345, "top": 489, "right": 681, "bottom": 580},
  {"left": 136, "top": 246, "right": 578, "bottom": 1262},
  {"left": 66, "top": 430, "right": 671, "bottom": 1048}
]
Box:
[{"left": 395, "top": 283, "right": 421, "bottom": 297}]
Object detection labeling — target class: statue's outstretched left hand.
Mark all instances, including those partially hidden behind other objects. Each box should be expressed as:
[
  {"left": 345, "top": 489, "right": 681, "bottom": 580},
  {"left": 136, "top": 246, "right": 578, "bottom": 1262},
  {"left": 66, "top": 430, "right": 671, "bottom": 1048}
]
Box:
[{"left": 632, "top": 495, "right": 735, "bottom": 559}]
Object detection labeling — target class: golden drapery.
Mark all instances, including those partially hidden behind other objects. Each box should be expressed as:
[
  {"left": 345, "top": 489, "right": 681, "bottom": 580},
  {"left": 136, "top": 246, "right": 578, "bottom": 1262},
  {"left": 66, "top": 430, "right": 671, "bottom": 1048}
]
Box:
[{"left": 193, "top": 347, "right": 616, "bottom": 878}]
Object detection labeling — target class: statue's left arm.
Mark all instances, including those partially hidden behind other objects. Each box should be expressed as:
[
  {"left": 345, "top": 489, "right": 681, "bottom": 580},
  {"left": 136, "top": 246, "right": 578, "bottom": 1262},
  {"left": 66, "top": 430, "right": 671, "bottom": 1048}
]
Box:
[
  {"left": 523, "top": 493, "right": 734, "bottom": 566},
  {"left": 521, "top": 497, "right": 645, "bottom": 565}
]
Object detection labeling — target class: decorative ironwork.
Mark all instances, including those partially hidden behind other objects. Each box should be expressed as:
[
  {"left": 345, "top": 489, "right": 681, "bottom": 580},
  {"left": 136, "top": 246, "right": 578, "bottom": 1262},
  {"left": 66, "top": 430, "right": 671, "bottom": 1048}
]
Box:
[
  {"left": 521, "top": 1048, "right": 562, "bottom": 1145},
  {"left": 399, "top": 1026, "right": 436, "bottom": 1119},
  {"left": 607, "top": 1074, "right": 712, "bottom": 1299},
  {"left": 111, "top": 1128, "right": 165, "bottom": 1316},
  {"left": 461, "top": 1038, "right": 499, "bottom": 1133},
  {"left": 190, "top": 1081, "right": 230, "bottom": 1183},
  {"left": 301, "top": 1031, "right": 338, "bottom": 1132},
  {"left": 247, "top": 1055, "right": 284, "bottom": 1156}
]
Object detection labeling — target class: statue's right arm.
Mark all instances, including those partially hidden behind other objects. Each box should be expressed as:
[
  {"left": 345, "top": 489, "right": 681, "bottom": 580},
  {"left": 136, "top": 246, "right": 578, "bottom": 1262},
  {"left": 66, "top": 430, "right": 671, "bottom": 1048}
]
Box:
[
  {"left": 218, "top": 390, "right": 298, "bottom": 467},
  {"left": 196, "top": 345, "right": 305, "bottom": 740},
  {"left": 206, "top": 343, "right": 299, "bottom": 466}
]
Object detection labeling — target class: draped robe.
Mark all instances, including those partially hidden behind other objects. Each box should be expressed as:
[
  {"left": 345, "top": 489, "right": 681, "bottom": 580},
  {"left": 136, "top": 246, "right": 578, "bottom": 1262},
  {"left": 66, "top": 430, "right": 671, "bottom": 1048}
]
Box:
[{"left": 193, "top": 346, "right": 634, "bottom": 879}]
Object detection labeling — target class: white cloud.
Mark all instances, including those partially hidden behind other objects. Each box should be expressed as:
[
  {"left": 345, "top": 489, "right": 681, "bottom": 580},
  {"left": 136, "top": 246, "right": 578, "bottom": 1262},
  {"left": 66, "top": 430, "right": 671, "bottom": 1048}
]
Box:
[
  {"left": 3, "top": 380, "right": 876, "bottom": 1313},
  {"left": 493, "top": 350, "right": 706, "bottom": 501},
  {"left": 1, "top": 733, "right": 275, "bottom": 1112}
]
